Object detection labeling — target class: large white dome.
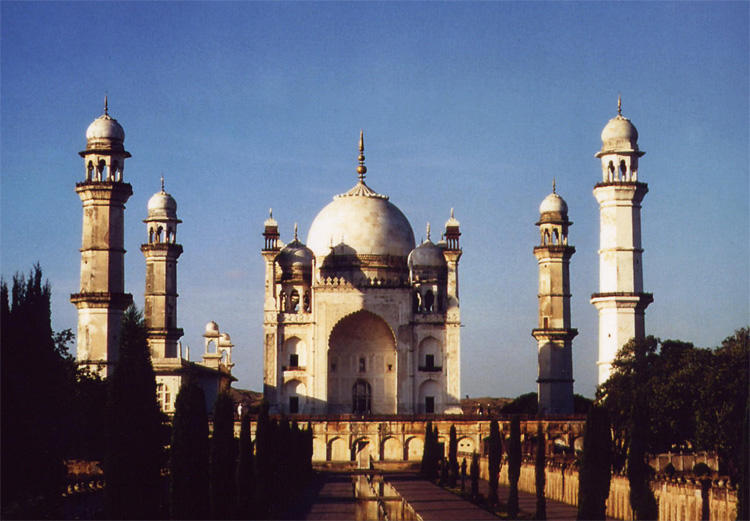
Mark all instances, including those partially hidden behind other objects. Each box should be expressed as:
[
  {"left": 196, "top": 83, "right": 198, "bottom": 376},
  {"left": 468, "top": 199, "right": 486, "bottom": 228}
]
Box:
[{"left": 306, "top": 182, "right": 415, "bottom": 258}]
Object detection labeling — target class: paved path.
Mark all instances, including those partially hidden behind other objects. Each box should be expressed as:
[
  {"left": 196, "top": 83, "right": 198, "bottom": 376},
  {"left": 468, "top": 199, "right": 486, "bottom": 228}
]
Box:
[
  {"left": 290, "top": 474, "right": 358, "bottom": 520},
  {"left": 386, "top": 473, "right": 498, "bottom": 520}
]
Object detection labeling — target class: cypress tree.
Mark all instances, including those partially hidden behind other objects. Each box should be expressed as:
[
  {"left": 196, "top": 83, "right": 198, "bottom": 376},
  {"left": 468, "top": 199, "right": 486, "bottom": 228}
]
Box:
[
  {"left": 210, "top": 391, "right": 237, "bottom": 519},
  {"left": 535, "top": 421, "right": 547, "bottom": 520},
  {"left": 420, "top": 421, "right": 434, "bottom": 478},
  {"left": 1, "top": 267, "right": 71, "bottom": 518},
  {"left": 448, "top": 425, "right": 459, "bottom": 487},
  {"left": 627, "top": 340, "right": 658, "bottom": 521},
  {"left": 738, "top": 399, "right": 749, "bottom": 521},
  {"left": 432, "top": 425, "right": 441, "bottom": 482},
  {"left": 170, "top": 377, "right": 209, "bottom": 520},
  {"left": 507, "top": 415, "right": 522, "bottom": 518},
  {"left": 577, "top": 405, "right": 612, "bottom": 520},
  {"left": 235, "top": 411, "right": 255, "bottom": 520},
  {"left": 104, "top": 305, "right": 165, "bottom": 519},
  {"left": 254, "top": 402, "right": 273, "bottom": 519},
  {"left": 470, "top": 451, "right": 479, "bottom": 501},
  {"left": 488, "top": 419, "right": 501, "bottom": 506}
]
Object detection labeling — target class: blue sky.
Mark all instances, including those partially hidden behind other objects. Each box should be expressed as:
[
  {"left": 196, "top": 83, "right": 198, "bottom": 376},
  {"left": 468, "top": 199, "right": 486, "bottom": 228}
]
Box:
[{"left": 2, "top": 2, "right": 747, "bottom": 399}]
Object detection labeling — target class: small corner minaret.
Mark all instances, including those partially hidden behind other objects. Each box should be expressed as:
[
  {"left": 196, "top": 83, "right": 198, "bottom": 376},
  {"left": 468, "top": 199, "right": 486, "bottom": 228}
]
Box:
[
  {"left": 442, "top": 208, "right": 462, "bottom": 414},
  {"left": 141, "top": 177, "right": 183, "bottom": 361},
  {"left": 70, "top": 98, "right": 133, "bottom": 377},
  {"left": 591, "top": 97, "right": 653, "bottom": 385},
  {"left": 532, "top": 181, "right": 576, "bottom": 415}
]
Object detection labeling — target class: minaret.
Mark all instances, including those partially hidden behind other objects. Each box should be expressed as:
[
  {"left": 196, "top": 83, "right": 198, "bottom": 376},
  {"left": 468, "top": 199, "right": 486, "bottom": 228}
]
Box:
[
  {"left": 532, "top": 181, "right": 576, "bottom": 415},
  {"left": 591, "top": 97, "right": 653, "bottom": 385},
  {"left": 442, "top": 209, "right": 462, "bottom": 413},
  {"left": 141, "top": 177, "right": 184, "bottom": 361},
  {"left": 70, "top": 98, "right": 133, "bottom": 377},
  {"left": 261, "top": 208, "right": 281, "bottom": 407}
]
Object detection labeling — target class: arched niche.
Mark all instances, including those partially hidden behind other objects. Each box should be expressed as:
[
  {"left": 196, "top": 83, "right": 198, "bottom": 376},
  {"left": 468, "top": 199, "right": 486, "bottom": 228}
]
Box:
[
  {"left": 283, "top": 336, "right": 305, "bottom": 369},
  {"left": 418, "top": 379, "right": 441, "bottom": 413},
  {"left": 283, "top": 379, "right": 306, "bottom": 414},
  {"left": 327, "top": 310, "right": 397, "bottom": 414},
  {"left": 418, "top": 337, "right": 442, "bottom": 371}
]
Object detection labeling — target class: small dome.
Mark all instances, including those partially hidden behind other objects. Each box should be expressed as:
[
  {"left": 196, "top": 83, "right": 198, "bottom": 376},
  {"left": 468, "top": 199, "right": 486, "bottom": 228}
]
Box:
[
  {"left": 219, "top": 333, "right": 233, "bottom": 346},
  {"left": 600, "top": 114, "right": 639, "bottom": 152},
  {"left": 278, "top": 238, "right": 313, "bottom": 270},
  {"left": 204, "top": 321, "right": 219, "bottom": 336},
  {"left": 445, "top": 208, "right": 460, "bottom": 228},
  {"left": 147, "top": 190, "right": 178, "bottom": 219},
  {"left": 86, "top": 114, "right": 125, "bottom": 143},
  {"left": 408, "top": 239, "right": 446, "bottom": 269},
  {"left": 307, "top": 182, "right": 415, "bottom": 258},
  {"left": 539, "top": 192, "right": 568, "bottom": 215}
]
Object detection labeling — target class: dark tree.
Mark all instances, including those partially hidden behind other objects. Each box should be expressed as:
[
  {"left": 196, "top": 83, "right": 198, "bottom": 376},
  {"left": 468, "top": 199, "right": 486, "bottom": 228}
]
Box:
[
  {"left": 421, "top": 421, "right": 435, "bottom": 480},
  {"left": 235, "top": 412, "right": 255, "bottom": 519},
  {"left": 210, "top": 391, "right": 237, "bottom": 519},
  {"left": 448, "top": 425, "right": 459, "bottom": 487},
  {"left": 470, "top": 452, "right": 479, "bottom": 501},
  {"left": 626, "top": 338, "right": 658, "bottom": 521},
  {"left": 576, "top": 405, "right": 612, "bottom": 521},
  {"left": 170, "top": 377, "right": 209, "bottom": 520},
  {"left": 105, "top": 305, "right": 165, "bottom": 519},
  {"left": 487, "top": 419, "right": 501, "bottom": 506},
  {"left": 737, "top": 398, "right": 749, "bottom": 521},
  {"left": 535, "top": 421, "right": 546, "bottom": 520},
  {"left": 501, "top": 392, "right": 538, "bottom": 414},
  {"left": 507, "top": 415, "right": 521, "bottom": 518},
  {"left": 1, "top": 267, "right": 72, "bottom": 519},
  {"left": 253, "top": 401, "right": 273, "bottom": 518}
]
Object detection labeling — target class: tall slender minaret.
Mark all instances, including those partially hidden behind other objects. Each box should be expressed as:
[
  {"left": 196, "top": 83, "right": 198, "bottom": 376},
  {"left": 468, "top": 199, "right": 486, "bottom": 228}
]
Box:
[
  {"left": 532, "top": 182, "right": 576, "bottom": 415},
  {"left": 591, "top": 97, "right": 653, "bottom": 385},
  {"left": 442, "top": 208, "right": 462, "bottom": 414},
  {"left": 71, "top": 99, "right": 133, "bottom": 377},
  {"left": 141, "top": 177, "right": 183, "bottom": 361}
]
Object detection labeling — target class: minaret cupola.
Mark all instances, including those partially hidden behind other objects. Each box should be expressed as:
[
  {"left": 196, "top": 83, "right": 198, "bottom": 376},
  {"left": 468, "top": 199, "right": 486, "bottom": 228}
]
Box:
[
  {"left": 79, "top": 96, "right": 131, "bottom": 182},
  {"left": 596, "top": 96, "right": 645, "bottom": 183},
  {"left": 537, "top": 179, "right": 571, "bottom": 247}
]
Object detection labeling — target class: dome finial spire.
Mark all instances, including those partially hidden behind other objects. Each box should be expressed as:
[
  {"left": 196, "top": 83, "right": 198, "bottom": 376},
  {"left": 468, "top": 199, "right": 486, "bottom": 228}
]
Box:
[
  {"left": 104, "top": 95, "right": 109, "bottom": 116},
  {"left": 161, "top": 175, "right": 165, "bottom": 192},
  {"left": 426, "top": 222, "right": 431, "bottom": 241},
  {"left": 356, "top": 129, "right": 367, "bottom": 183},
  {"left": 294, "top": 222, "right": 298, "bottom": 241},
  {"left": 617, "top": 94, "right": 622, "bottom": 116},
  {"left": 552, "top": 177, "right": 556, "bottom": 194}
]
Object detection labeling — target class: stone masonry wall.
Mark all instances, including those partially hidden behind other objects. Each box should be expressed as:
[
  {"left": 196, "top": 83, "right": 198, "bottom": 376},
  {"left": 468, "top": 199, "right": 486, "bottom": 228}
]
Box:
[{"left": 479, "top": 457, "right": 738, "bottom": 521}]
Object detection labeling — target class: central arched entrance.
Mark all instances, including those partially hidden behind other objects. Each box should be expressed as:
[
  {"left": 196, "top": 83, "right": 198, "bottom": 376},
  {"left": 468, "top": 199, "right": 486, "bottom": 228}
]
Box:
[{"left": 327, "top": 310, "right": 397, "bottom": 414}]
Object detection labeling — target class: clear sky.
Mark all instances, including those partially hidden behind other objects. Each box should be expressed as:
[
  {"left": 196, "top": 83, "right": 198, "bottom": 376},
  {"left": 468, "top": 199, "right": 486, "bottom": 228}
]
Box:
[{"left": 2, "top": 2, "right": 747, "bottom": 399}]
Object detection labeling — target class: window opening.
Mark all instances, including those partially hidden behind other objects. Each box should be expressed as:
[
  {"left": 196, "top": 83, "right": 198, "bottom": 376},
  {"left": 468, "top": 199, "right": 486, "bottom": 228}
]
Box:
[
  {"left": 289, "top": 353, "right": 299, "bottom": 368},
  {"left": 289, "top": 396, "right": 299, "bottom": 414},
  {"left": 359, "top": 357, "right": 366, "bottom": 373},
  {"left": 425, "top": 396, "right": 435, "bottom": 414},
  {"left": 352, "top": 380, "right": 371, "bottom": 414}
]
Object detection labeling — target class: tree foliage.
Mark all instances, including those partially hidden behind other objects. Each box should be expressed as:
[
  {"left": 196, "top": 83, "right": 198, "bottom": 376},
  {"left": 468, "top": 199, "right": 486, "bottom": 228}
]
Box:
[
  {"left": 448, "top": 425, "right": 459, "bottom": 488},
  {"left": 577, "top": 405, "right": 612, "bottom": 521},
  {"left": 104, "top": 305, "right": 166, "bottom": 519},
  {"left": 487, "top": 419, "right": 501, "bottom": 506},
  {"left": 598, "top": 330, "right": 749, "bottom": 480},
  {"left": 1, "top": 267, "right": 73, "bottom": 518},
  {"left": 170, "top": 377, "right": 209, "bottom": 520},
  {"left": 507, "top": 415, "right": 521, "bottom": 518},
  {"left": 470, "top": 452, "right": 479, "bottom": 501},
  {"left": 535, "top": 421, "right": 546, "bottom": 520},
  {"left": 235, "top": 412, "right": 255, "bottom": 519},
  {"left": 210, "top": 391, "right": 237, "bottom": 520},
  {"left": 420, "top": 421, "right": 440, "bottom": 481}
]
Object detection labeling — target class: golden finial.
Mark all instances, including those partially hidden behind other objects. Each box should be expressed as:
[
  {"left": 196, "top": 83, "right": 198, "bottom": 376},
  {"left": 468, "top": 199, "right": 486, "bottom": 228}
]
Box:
[
  {"left": 552, "top": 177, "right": 556, "bottom": 194},
  {"left": 617, "top": 94, "right": 622, "bottom": 116},
  {"left": 104, "top": 95, "right": 109, "bottom": 116},
  {"left": 426, "top": 222, "right": 431, "bottom": 242},
  {"left": 269, "top": 208, "right": 273, "bottom": 219},
  {"left": 450, "top": 207, "right": 455, "bottom": 219},
  {"left": 161, "top": 175, "right": 165, "bottom": 192},
  {"left": 357, "top": 130, "right": 367, "bottom": 182},
  {"left": 293, "top": 222, "right": 298, "bottom": 241}
]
